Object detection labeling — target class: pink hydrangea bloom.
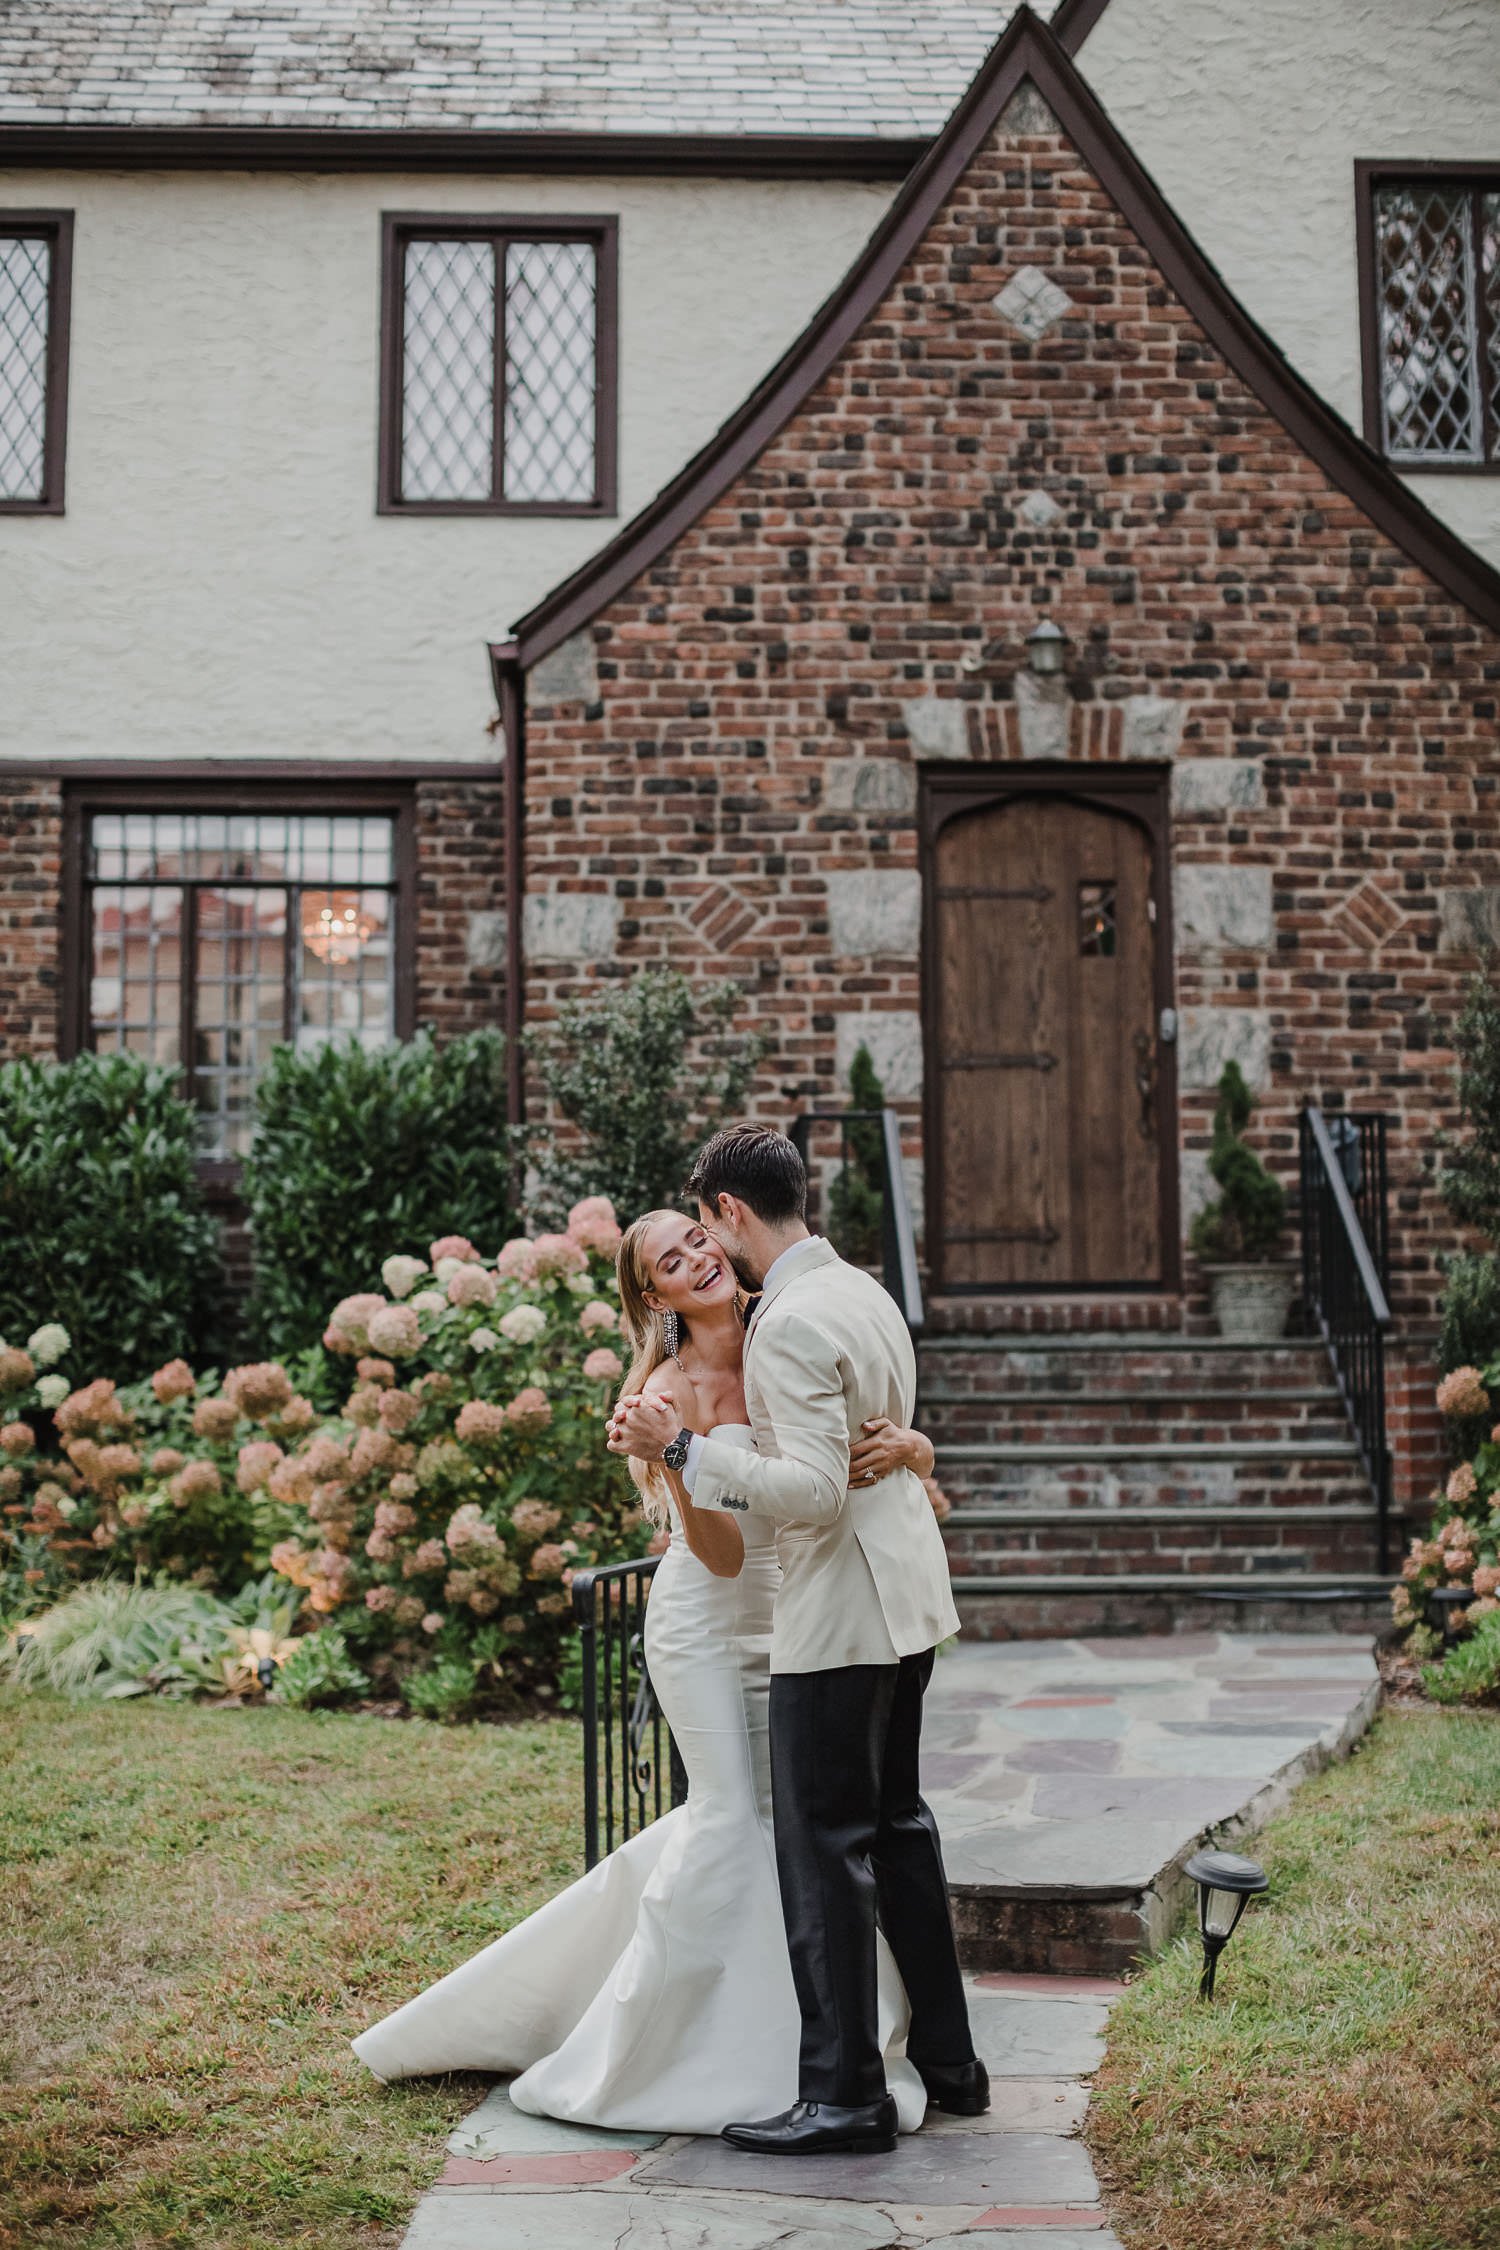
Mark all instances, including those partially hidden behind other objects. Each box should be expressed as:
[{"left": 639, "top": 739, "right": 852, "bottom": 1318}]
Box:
[
  {"left": 367, "top": 1303, "right": 422, "bottom": 1358},
  {"left": 324, "top": 1293, "right": 387, "bottom": 1354},
  {"left": 223, "top": 1362, "right": 294, "bottom": 1420},
  {"left": 529, "top": 1234, "right": 588, "bottom": 1282},
  {"left": 0, "top": 1347, "right": 35, "bottom": 1395},
  {"left": 357, "top": 1356, "right": 397, "bottom": 1388},
  {"left": 511, "top": 1497, "right": 562, "bottom": 1540},
  {"left": 151, "top": 1359, "right": 196, "bottom": 1405},
  {"left": 1446, "top": 1462, "right": 1479, "bottom": 1508},
  {"left": 192, "top": 1396, "right": 241, "bottom": 1442},
  {"left": 568, "top": 1196, "right": 623, "bottom": 1255},
  {"left": 455, "top": 1399, "right": 508, "bottom": 1447},
  {"left": 236, "top": 1440, "right": 284, "bottom": 1495},
  {"left": 365, "top": 1584, "right": 397, "bottom": 1613},
  {"left": 583, "top": 1346, "right": 624, "bottom": 1383},
  {"left": 170, "top": 1459, "right": 223, "bottom": 1509},
  {"left": 378, "top": 1389, "right": 421, "bottom": 1434},
  {"left": 446, "top": 1501, "right": 502, "bottom": 1552},
  {"left": 1437, "top": 1366, "right": 1490, "bottom": 1421},
  {"left": 578, "top": 1300, "right": 618, "bottom": 1336},
  {"left": 529, "top": 1542, "right": 567, "bottom": 1580},
  {"left": 430, "top": 1235, "right": 481, "bottom": 1266},
  {"left": 0, "top": 1421, "right": 34, "bottom": 1458},
  {"left": 506, "top": 1386, "right": 552, "bottom": 1435},
  {"left": 447, "top": 1264, "right": 499, "bottom": 1310}
]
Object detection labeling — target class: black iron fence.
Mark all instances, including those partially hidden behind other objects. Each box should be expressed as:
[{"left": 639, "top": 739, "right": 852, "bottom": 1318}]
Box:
[
  {"left": 790, "top": 1106, "right": 924, "bottom": 1339},
  {"left": 570, "top": 1554, "right": 685, "bottom": 1869},
  {"left": 1299, "top": 1104, "right": 1393, "bottom": 1570}
]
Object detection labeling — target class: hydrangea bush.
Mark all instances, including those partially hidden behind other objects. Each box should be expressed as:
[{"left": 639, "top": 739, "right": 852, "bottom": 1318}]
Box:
[
  {"left": 1392, "top": 1361, "right": 1500, "bottom": 1700},
  {"left": 0, "top": 1199, "right": 648, "bottom": 1711}
]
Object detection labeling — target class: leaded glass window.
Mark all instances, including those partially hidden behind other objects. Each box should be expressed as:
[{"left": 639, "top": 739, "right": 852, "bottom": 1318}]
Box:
[
  {"left": 0, "top": 214, "right": 70, "bottom": 511},
  {"left": 84, "top": 808, "right": 405, "bottom": 1159},
  {"left": 383, "top": 218, "right": 614, "bottom": 513},
  {"left": 1374, "top": 180, "right": 1500, "bottom": 465}
]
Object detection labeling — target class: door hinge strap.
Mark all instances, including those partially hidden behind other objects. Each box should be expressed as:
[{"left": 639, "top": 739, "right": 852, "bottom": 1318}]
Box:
[{"left": 943, "top": 1052, "right": 1058, "bottom": 1072}]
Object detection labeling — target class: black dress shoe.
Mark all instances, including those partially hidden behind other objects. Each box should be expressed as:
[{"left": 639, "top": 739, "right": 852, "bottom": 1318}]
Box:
[
  {"left": 914, "top": 2056, "right": 990, "bottom": 2115},
  {"left": 721, "top": 2096, "right": 899, "bottom": 2155}
]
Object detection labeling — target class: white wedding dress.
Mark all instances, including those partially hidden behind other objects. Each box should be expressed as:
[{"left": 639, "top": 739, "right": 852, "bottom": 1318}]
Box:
[{"left": 352, "top": 1426, "right": 925, "bottom": 2135}]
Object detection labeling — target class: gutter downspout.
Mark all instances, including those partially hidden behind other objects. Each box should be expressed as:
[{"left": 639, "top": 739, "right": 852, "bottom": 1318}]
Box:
[{"left": 488, "top": 639, "right": 526, "bottom": 1129}]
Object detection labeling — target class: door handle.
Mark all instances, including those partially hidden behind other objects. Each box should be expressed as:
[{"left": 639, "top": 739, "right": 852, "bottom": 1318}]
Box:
[{"left": 1159, "top": 1007, "right": 1178, "bottom": 1045}]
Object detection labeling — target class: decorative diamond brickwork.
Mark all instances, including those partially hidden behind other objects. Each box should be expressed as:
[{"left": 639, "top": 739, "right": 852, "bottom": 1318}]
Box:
[
  {"left": 1375, "top": 184, "right": 1481, "bottom": 462},
  {"left": 1332, "top": 879, "right": 1404, "bottom": 953},
  {"left": 504, "top": 241, "right": 597, "bottom": 505},
  {"left": 1017, "top": 487, "right": 1062, "bottom": 529},
  {"left": 0, "top": 233, "right": 50, "bottom": 501},
  {"left": 400, "top": 238, "right": 496, "bottom": 504},
  {"left": 993, "top": 264, "right": 1074, "bottom": 341}
]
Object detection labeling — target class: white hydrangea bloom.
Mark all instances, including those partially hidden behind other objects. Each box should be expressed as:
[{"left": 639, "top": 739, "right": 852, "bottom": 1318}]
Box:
[
  {"left": 410, "top": 1290, "right": 447, "bottom": 1317},
  {"left": 381, "top": 1254, "right": 428, "bottom": 1300},
  {"left": 567, "top": 1273, "right": 596, "bottom": 1297},
  {"left": 27, "top": 1323, "right": 70, "bottom": 1367},
  {"left": 35, "top": 1373, "right": 69, "bottom": 1408},
  {"left": 499, "top": 1303, "right": 547, "bottom": 1345},
  {"left": 468, "top": 1327, "right": 499, "bottom": 1354},
  {"left": 433, "top": 1257, "right": 465, "bottom": 1285}
]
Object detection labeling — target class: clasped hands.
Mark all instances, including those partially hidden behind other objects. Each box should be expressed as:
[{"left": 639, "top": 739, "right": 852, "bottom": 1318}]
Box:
[{"left": 605, "top": 1393, "right": 908, "bottom": 1490}]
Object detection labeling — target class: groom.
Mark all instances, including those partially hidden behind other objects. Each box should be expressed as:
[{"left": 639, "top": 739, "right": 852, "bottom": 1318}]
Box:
[{"left": 611, "top": 1122, "right": 985, "bottom": 2155}]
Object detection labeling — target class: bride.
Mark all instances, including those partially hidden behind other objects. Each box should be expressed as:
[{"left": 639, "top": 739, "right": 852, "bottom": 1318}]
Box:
[{"left": 351, "top": 1208, "right": 938, "bottom": 2135}]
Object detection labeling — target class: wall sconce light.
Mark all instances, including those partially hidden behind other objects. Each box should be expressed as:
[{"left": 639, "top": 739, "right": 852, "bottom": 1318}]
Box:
[
  {"left": 1184, "top": 1848, "right": 1269, "bottom": 1999},
  {"left": 1025, "top": 618, "right": 1070, "bottom": 676}
]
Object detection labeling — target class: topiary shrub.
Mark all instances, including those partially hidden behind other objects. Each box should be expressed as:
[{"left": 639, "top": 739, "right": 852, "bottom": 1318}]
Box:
[
  {"left": 0, "top": 1052, "right": 223, "bottom": 1382},
  {"left": 1188, "top": 1061, "right": 1287, "bottom": 1263},
  {"left": 1438, "top": 966, "right": 1500, "bottom": 1241},
  {"left": 242, "top": 1031, "right": 519, "bottom": 1357},
  {"left": 526, "top": 969, "right": 769, "bottom": 1222}
]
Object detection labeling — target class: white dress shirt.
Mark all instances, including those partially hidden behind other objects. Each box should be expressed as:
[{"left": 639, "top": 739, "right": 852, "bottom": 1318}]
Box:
[{"left": 680, "top": 1235, "right": 822, "bottom": 1491}]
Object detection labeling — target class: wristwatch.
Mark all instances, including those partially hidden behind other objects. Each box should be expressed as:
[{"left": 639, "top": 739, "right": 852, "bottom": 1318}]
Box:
[{"left": 662, "top": 1427, "right": 694, "bottom": 1473}]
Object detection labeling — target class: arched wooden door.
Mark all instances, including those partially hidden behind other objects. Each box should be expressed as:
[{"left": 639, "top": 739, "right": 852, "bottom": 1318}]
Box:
[{"left": 927, "top": 785, "right": 1173, "bottom": 1291}]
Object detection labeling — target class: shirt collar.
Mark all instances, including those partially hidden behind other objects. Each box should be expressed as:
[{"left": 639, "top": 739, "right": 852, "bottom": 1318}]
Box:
[{"left": 758, "top": 1234, "right": 823, "bottom": 1301}]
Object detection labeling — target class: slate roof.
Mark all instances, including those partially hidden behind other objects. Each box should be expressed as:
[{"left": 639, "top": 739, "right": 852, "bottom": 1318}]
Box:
[{"left": 0, "top": 2, "right": 1064, "bottom": 136}]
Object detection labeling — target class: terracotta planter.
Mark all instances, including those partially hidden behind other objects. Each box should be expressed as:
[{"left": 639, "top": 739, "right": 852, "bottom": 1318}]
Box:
[{"left": 1204, "top": 1262, "right": 1298, "bottom": 1342}]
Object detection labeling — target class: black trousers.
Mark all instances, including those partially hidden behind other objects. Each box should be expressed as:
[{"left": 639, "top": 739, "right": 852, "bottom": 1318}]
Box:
[{"left": 768, "top": 1649, "right": 975, "bottom": 2108}]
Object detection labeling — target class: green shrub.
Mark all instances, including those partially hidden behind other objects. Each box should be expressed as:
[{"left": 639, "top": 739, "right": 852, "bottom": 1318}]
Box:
[
  {"left": 1437, "top": 1252, "right": 1500, "bottom": 1459},
  {"left": 241, "top": 1031, "right": 520, "bottom": 1356},
  {"left": 3, "top": 1580, "right": 234, "bottom": 1700},
  {"left": 827, "top": 1044, "right": 886, "bottom": 1267},
  {"left": 1187, "top": 1061, "right": 1287, "bottom": 1263},
  {"left": 1423, "top": 1608, "right": 1500, "bottom": 1704},
  {"left": 0, "top": 1052, "right": 223, "bottom": 1380},
  {"left": 273, "top": 1625, "right": 369, "bottom": 1711},
  {"left": 527, "top": 970, "right": 769, "bottom": 1222},
  {"left": 402, "top": 1654, "right": 480, "bottom": 1724}
]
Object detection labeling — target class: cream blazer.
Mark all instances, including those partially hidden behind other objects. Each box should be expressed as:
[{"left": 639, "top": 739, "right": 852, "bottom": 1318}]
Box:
[{"left": 690, "top": 1239, "right": 961, "bottom": 1673}]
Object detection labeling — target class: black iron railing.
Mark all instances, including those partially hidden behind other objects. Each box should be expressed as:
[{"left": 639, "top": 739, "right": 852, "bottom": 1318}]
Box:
[
  {"left": 571, "top": 1554, "right": 685, "bottom": 1869},
  {"left": 1299, "top": 1105, "right": 1393, "bottom": 1570},
  {"left": 790, "top": 1107, "right": 924, "bottom": 1339}
]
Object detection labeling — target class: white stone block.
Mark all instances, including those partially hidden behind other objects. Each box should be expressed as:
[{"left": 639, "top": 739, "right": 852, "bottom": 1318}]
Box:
[
  {"left": 1015, "top": 668, "right": 1070, "bottom": 760},
  {"left": 522, "top": 892, "right": 620, "bottom": 963},
  {"left": 1121, "top": 696, "right": 1186, "bottom": 761},
  {"left": 1178, "top": 1005, "right": 1272, "bottom": 1092},
  {"left": 529, "top": 629, "right": 598, "bottom": 706},
  {"left": 993, "top": 264, "right": 1075, "bottom": 341},
  {"left": 1180, "top": 1146, "right": 1216, "bottom": 1225},
  {"left": 1175, "top": 864, "right": 1273, "bottom": 951},
  {"left": 834, "top": 1010, "right": 924, "bottom": 1101},
  {"left": 465, "top": 911, "right": 507, "bottom": 970},
  {"left": 1172, "top": 759, "right": 1264, "bottom": 814},
  {"left": 902, "top": 694, "right": 970, "bottom": 762},
  {"left": 1439, "top": 887, "right": 1500, "bottom": 952},
  {"left": 825, "top": 869, "right": 922, "bottom": 957},
  {"left": 823, "top": 757, "right": 917, "bottom": 814},
  {"left": 1017, "top": 487, "right": 1062, "bottom": 529}
]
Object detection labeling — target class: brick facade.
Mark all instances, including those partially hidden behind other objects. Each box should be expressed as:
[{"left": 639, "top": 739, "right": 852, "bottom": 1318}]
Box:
[
  {"left": 515, "top": 74, "right": 1500, "bottom": 1344},
  {"left": 0, "top": 775, "right": 63, "bottom": 1060}
]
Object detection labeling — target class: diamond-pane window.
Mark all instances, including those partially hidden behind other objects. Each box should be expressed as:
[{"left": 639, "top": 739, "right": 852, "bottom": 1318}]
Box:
[
  {"left": 1372, "top": 179, "right": 1500, "bottom": 466},
  {"left": 0, "top": 214, "right": 70, "bottom": 511},
  {"left": 383, "top": 219, "right": 613, "bottom": 513},
  {"left": 83, "top": 805, "right": 407, "bottom": 1160}
]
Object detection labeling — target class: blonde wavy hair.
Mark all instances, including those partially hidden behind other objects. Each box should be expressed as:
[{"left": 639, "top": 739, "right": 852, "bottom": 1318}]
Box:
[{"left": 614, "top": 1210, "right": 688, "bottom": 1530}]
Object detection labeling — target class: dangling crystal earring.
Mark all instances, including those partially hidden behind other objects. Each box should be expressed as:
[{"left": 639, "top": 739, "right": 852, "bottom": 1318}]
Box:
[{"left": 661, "top": 1308, "right": 681, "bottom": 1359}]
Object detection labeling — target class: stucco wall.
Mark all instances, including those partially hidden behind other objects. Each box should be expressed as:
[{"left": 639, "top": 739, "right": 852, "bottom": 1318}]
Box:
[
  {"left": 0, "top": 167, "right": 893, "bottom": 764},
  {"left": 1080, "top": 0, "right": 1500, "bottom": 566}
]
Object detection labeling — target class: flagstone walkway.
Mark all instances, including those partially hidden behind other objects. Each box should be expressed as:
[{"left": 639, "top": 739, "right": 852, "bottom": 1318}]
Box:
[{"left": 391, "top": 1631, "right": 1380, "bottom": 2248}]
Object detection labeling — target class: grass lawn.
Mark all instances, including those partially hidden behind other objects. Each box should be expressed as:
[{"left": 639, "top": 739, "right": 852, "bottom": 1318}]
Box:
[
  {"left": 1087, "top": 1705, "right": 1500, "bottom": 2250},
  {"left": 0, "top": 1689, "right": 582, "bottom": 2250}
]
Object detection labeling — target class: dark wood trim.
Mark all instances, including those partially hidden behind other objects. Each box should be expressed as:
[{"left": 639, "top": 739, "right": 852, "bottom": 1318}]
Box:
[
  {"left": 919, "top": 761, "right": 1179, "bottom": 1298},
  {"left": 1355, "top": 161, "right": 1500, "bottom": 474},
  {"left": 3, "top": 759, "right": 501, "bottom": 782},
  {"left": 390, "top": 790, "right": 419, "bottom": 1040},
  {"left": 1050, "top": 0, "right": 1117, "bottom": 56},
  {"left": 489, "top": 640, "right": 527, "bottom": 1127},
  {"left": 0, "top": 208, "right": 72, "bottom": 515},
  {"left": 57, "top": 783, "right": 86, "bottom": 1060},
  {"left": 512, "top": 14, "right": 1500, "bottom": 665},
  {"left": 0, "top": 124, "right": 927, "bottom": 179},
  {"left": 377, "top": 212, "right": 619, "bottom": 518}
]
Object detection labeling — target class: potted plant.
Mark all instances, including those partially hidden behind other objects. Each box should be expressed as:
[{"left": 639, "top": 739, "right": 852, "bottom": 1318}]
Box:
[{"left": 1189, "top": 1062, "right": 1296, "bottom": 1340}]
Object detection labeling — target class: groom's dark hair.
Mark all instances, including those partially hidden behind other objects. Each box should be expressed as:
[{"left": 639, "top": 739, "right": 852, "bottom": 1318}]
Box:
[{"left": 687, "top": 1123, "right": 807, "bottom": 1224}]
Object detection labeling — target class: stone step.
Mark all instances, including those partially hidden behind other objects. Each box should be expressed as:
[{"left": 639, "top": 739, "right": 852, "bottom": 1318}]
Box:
[
  {"left": 922, "top": 1385, "right": 1337, "bottom": 1405},
  {"left": 926, "top": 1402, "right": 1352, "bottom": 1447},
  {"left": 947, "top": 1502, "right": 1377, "bottom": 1525},
  {"left": 937, "top": 1437, "right": 1360, "bottom": 1463},
  {"left": 949, "top": 1572, "right": 1396, "bottom": 1642}
]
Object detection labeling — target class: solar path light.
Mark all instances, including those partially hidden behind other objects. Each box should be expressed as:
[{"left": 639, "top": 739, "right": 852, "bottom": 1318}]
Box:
[{"left": 1183, "top": 1848, "right": 1269, "bottom": 1999}]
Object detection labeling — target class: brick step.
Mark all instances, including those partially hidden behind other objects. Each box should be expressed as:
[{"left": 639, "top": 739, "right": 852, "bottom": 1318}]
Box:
[
  {"left": 922, "top": 1385, "right": 1337, "bottom": 1406},
  {"left": 938, "top": 1466, "right": 1373, "bottom": 1518},
  {"left": 926, "top": 1404, "right": 1351, "bottom": 1446},
  {"left": 936, "top": 1437, "right": 1359, "bottom": 1464},
  {"left": 921, "top": 1345, "right": 1334, "bottom": 1396},
  {"left": 946, "top": 1502, "right": 1378, "bottom": 1525},
  {"left": 950, "top": 1572, "right": 1396, "bottom": 1643}
]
